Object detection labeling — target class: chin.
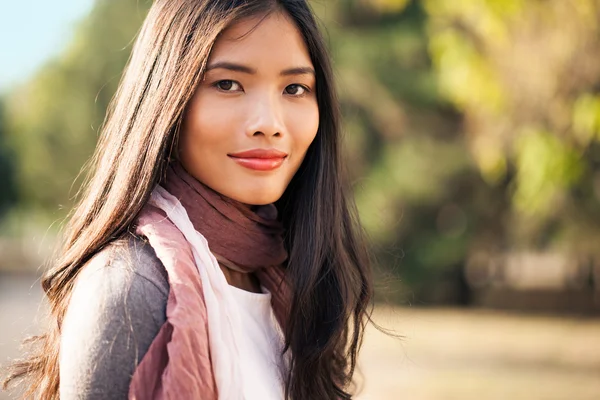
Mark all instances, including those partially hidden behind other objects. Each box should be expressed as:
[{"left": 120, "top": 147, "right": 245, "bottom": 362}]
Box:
[
  {"left": 238, "top": 194, "right": 281, "bottom": 206},
  {"left": 232, "top": 186, "right": 284, "bottom": 206}
]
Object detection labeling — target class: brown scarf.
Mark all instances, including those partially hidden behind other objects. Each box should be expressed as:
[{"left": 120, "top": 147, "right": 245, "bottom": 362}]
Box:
[
  {"left": 162, "top": 162, "right": 288, "bottom": 271},
  {"left": 128, "top": 163, "right": 292, "bottom": 399}
]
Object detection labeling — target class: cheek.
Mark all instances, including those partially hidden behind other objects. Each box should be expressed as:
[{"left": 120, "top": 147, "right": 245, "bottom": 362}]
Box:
[
  {"left": 287, "top": 102, "right": 319, "bottom": 160},
  {"left": 178, "top": 98, "right": 234, "bottom": 185},
  {"left": 182, "top": 99, "right": 233, "bottom": 149},
  {"left": 179, "top": 96, "right": 244, "bottom": 178}
]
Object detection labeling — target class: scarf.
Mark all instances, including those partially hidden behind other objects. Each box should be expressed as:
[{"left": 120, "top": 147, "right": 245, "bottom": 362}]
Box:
[
  {"left": 163, "top": 163, "right": 288, "bottom": 271},
  {"left": 128, "top": 164, "right": 292, "bottom": 400}
]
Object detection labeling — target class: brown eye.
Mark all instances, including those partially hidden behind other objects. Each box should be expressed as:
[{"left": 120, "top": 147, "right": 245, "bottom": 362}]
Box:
[
  {"left": 215, "top": 80, "right": 240, "bottom": 91},
  {"left": 284, "top": 84, "right": 307, "bottom": 96},
  {"left": 217, "top": 80, "right": 233, "bottom": 90}
]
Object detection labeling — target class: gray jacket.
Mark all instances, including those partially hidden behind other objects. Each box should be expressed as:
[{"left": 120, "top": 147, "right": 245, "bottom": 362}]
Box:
[{"left": 59, "top": 235, "right": 170, "bottom": 399}]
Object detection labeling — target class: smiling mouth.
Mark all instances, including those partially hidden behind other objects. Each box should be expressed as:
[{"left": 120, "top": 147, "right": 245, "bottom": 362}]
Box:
[{"left": 227, "top": 148, "right": 288, "bottom": 171}]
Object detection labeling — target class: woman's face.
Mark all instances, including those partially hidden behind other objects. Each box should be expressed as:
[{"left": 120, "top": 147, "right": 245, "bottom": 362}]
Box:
[{"left": 179, "top": 11, "right": 319, "bottom": 205}]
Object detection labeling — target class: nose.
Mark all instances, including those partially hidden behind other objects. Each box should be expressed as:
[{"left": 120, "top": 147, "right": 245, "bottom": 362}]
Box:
[{"left": 244, "top": 92, "right": 284, "bottom": 138}]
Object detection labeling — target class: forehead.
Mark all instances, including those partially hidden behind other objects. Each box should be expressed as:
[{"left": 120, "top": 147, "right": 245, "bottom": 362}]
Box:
[{"left": 208, "top": 11, "right": 313, "bottom": 68}]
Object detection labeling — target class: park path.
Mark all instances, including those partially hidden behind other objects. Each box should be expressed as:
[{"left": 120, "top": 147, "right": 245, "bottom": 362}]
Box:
[{"left": 1, "top": 274, "right": 599, "bottom": 400}]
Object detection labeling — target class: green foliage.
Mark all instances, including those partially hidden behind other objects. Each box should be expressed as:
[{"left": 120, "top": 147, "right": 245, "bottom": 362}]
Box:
[
  {"left": 513, "top": 129, "right": 584, "bottom": 215},
  {"left": 573, "top": 94, "right": 600, "bottom": 145},
  {"left": 425, "top": 0, "right": 600, "bottom": 247},
  {"left": 0, "top": 98, "right": 18, "bottom": 217},
  {"left": 1, "top": 0, "right": 599, "bottom": 298},
  {"left": 4, "top": 0, "right": 150, "bottom": 211}
]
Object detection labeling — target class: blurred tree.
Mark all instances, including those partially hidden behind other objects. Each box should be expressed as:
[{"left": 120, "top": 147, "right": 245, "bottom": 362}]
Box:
[
  {"left": 6, "top": 0, "right": 598, "bottom": 302},
  {"left": 4, "top": 0, "right": 150, "bottom": 212},
  {"left": 0, "top": 97, "right": 17, "bottom": 219},
  {"left": 424, "top": 0, "right": 600, "bottom": 253},
  {"left": 311, "top": 0, "right": 505, "bottom": 302}
]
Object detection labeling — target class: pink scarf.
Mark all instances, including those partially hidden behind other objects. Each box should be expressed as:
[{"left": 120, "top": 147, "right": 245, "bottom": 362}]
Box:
[
  {"left": 163, "top": 162, "right": 288, "bottom": 271},
  {"left": 128, "top": 169, "right": 291, "bottom": 399}
]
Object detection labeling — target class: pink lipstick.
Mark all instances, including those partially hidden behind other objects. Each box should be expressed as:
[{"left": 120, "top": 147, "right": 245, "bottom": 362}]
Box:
[{"left": 227, "top": 149, "right": 288, "bottom": 171}]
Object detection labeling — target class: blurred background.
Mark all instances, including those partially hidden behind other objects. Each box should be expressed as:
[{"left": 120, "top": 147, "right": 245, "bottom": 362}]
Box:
[{"left": 1, "top": 0, "right": 599, "bottom": 399}]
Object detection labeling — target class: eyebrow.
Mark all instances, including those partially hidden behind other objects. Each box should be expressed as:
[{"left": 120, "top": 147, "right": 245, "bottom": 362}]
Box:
[{"left": 205, "top": 61, "right": 315, "bottom": 77}]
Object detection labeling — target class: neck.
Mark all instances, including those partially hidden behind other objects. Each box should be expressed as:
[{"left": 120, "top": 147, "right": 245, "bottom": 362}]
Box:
[{"left": 221, "top": 267, "right": 262, "bottom": 293}]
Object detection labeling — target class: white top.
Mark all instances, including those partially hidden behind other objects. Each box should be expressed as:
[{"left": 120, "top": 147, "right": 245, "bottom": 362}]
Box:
[{"left": 228, "top": 284, "right": 287, "bottom": 400}]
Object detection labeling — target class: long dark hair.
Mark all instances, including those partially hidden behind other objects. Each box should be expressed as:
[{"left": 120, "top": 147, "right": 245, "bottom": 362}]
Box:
[{"left": 3, "top": 1, "right": 373, "bottom": 399}]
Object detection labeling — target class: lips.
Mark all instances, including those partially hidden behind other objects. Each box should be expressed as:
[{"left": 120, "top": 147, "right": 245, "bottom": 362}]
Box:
[{"left": 227, "top": 148, "right": 288, "bottom": 171}]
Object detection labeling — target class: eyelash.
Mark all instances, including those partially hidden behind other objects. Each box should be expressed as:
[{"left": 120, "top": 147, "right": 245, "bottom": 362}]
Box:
[{"left": 212, "top": 80, "right": 311, "bottom": 97}]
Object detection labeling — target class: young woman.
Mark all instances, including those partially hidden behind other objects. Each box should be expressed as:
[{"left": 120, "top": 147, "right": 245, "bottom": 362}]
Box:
[{"left": 4, "top": 0, "right": 373, "bottom": 399}]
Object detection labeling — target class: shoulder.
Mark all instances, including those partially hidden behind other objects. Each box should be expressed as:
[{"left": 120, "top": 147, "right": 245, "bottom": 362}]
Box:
[
  {"left": 81, "top": 232, "right": 169, "bottom": 295},
  {"left": 59, "top": 233, "right": 170, "bottom": 399}
]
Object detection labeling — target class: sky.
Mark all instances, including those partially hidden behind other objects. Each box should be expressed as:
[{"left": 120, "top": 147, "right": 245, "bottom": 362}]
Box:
[{"left": 0, "top": 0, "right": 95, "bottom": 92}]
